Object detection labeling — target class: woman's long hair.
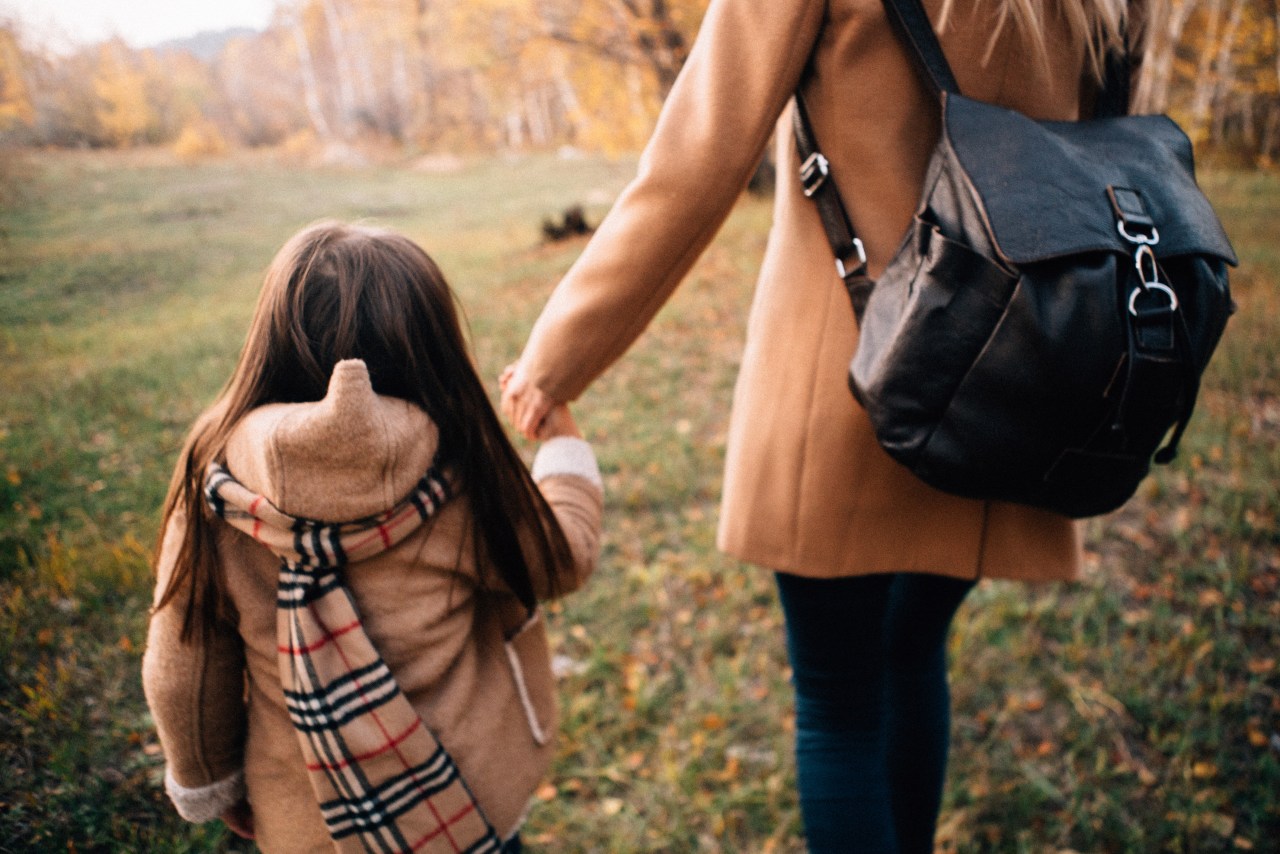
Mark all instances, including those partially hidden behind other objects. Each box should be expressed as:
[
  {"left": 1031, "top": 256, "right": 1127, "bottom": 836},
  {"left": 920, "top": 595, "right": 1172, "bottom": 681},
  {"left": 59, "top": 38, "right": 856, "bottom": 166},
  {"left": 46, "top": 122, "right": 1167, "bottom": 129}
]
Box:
[
  {"left": 155, "top": 221, "right": 571, "bottom": 641},
  {"left": 938, "top": 0, "right": 1140, "bottom": 82}
]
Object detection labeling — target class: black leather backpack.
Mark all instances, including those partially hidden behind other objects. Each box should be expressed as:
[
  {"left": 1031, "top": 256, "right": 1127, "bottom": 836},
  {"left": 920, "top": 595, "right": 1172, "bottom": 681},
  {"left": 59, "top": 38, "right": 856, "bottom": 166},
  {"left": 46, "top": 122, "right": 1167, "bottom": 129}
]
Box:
[{"left": 794, "top": 0, "right": 1237, "bottom": 518}]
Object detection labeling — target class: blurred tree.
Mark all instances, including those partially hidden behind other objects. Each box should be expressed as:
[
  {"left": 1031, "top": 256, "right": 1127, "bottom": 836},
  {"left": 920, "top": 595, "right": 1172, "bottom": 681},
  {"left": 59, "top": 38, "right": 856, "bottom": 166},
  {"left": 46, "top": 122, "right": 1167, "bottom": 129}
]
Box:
[
  {"left": 539, "top": 0, "right": 701, "bottom": 97},
  {"left": 530, "top": 0, "right": 705, "bottom": 151},
  {"left": 144, "top": 50, "right": 226, "bottom": 143},
  {"left": 284, "top": 2, "right": 336, "bottom": 141},
  {"left": 93, "top": 41, "right": 155, "bottom": 146},
  {"left": 0, "top": 22, "right": 34, "bottom": 135}
]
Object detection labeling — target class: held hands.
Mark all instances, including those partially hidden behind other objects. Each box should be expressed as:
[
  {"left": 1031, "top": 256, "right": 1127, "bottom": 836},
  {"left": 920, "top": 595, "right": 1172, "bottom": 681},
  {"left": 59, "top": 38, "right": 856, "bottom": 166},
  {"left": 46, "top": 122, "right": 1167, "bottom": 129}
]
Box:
[
  {"left": 500, "top": 361, "right": 565, "bottom": 440},
  {"left": 220, "top": 798, "right": 255, "bottom": 839},
  {"left": 538, "top": 402, "right": 582, "bottom": 440}
]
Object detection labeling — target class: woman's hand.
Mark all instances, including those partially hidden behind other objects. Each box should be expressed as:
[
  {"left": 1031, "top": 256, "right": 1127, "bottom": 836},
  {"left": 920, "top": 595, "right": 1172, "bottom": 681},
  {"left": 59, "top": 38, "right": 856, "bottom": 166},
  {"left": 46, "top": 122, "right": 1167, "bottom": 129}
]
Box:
[
  {"left": 220, "top": 798, "right": 255, "bottom": 839},
  {"left": 500, "top": 361, "right": 559, "bottom": 440}
]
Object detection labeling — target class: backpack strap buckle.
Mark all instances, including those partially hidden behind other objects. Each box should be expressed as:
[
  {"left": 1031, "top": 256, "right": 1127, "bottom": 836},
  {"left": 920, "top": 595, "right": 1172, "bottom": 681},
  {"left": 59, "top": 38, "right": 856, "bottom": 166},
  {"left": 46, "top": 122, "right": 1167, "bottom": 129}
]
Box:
[{"left": 800, "top": 152, "right": 831, "bottom": 197}]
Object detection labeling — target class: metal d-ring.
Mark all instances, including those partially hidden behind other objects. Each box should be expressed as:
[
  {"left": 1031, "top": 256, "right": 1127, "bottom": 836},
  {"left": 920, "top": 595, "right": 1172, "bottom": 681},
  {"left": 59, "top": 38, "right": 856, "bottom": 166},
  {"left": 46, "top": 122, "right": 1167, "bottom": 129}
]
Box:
[
  {"left": 1118, "top": 219, "right": 1160, "bottom": 246},
  {"left": 1129, "top": 280, "right": 1179, "bottom": 316}
]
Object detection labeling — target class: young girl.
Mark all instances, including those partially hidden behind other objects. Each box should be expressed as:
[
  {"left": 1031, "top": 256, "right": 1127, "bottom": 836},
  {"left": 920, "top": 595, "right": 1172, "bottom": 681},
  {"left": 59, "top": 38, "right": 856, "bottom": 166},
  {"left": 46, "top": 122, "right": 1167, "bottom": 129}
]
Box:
[{"left": 142, "top": 221, "right": 603, "bottom": 853}]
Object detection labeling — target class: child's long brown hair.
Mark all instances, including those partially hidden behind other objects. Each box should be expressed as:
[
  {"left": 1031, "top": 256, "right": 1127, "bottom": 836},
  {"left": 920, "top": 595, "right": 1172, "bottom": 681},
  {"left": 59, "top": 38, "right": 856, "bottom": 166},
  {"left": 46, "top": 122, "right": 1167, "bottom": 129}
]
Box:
[{"left": 155, "top": 220, "right": 570, "bottom": 640}]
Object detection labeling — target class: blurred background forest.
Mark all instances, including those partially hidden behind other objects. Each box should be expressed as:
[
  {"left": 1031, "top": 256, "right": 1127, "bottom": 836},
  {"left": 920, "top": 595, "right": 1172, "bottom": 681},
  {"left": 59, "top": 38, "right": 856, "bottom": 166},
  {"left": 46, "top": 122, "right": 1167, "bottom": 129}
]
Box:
[
  {"left": 1, "top": 0, "right": 1280, "bottom": 164},
  {"left": 0, "top": 0, "right": 699, "bottom": 159}
]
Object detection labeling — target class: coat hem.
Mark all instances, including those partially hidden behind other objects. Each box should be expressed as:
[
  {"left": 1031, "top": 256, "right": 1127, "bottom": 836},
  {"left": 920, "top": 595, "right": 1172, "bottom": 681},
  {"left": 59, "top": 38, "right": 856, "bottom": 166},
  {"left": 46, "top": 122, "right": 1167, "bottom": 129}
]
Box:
[{"left": 717, "top": 522, "right": 1077, "bottom": 582}]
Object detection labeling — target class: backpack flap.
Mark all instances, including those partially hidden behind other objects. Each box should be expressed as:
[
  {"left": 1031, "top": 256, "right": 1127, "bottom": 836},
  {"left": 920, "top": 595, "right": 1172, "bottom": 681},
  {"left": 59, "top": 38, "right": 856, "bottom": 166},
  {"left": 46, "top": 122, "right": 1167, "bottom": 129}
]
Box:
[{"left": 942, "top": 93, "right": 1239, "bottom": 268}]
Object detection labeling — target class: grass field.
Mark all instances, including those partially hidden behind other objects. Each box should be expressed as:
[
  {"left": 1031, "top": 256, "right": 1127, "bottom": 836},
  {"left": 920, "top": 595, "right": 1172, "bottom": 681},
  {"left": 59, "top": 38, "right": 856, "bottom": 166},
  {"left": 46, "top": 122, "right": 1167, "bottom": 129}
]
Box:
[{"left": 0, "top": 149, "right": 1277, "bottom": 853}]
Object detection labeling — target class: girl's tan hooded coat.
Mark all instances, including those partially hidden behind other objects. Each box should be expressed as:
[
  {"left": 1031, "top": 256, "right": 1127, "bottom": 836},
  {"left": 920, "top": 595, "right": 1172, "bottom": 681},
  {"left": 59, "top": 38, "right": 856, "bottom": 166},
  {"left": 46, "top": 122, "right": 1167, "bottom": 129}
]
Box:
[
  {"left": 519, "top": 0, "right": 1137, "bottom": 582},
  {"left": 142, "top": 361, "right": 604, "bottom": 851}
]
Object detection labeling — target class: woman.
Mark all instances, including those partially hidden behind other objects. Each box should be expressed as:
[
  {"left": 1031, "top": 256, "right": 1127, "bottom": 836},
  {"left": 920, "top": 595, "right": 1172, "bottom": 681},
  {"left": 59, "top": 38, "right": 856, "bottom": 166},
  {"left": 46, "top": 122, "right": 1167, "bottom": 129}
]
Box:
[{"left": 502, "top": 0, "right": 1139, "bottom": 850}]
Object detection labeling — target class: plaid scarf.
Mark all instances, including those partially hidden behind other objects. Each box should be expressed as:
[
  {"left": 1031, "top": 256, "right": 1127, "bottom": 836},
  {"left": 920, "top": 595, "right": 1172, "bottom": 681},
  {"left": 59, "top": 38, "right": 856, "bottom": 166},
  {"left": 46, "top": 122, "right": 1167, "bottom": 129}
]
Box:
[{"left": 205, "top": 461, "right": 502, "bottom": 854}]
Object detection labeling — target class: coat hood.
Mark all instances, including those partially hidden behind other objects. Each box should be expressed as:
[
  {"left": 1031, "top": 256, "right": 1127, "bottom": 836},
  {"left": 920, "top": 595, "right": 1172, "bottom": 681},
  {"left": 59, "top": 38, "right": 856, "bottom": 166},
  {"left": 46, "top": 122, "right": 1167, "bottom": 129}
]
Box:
[{"left": 223, "top": 359, "right": 439, "bottom": 523}]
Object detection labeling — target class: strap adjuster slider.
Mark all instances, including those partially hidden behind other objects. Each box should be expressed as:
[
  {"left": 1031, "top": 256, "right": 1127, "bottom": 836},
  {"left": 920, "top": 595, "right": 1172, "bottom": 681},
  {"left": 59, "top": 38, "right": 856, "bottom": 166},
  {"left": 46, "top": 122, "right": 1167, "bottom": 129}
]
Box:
[{"left": 800, "top": 152, "right": 830, "bottom": 197}]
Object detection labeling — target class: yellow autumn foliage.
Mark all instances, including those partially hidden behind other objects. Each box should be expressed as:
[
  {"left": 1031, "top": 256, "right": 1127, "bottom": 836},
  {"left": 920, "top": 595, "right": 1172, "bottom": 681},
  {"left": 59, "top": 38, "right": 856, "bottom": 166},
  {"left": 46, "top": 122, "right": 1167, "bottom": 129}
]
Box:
[
  {"left": 93, "top": 43, "right": 153, "bottom": 147},
  {"left": 0, "top": 25, "right": 33, "bottom": 131},
  {"left": 172, "top": 120, "right": 228, "bottom": 161}
]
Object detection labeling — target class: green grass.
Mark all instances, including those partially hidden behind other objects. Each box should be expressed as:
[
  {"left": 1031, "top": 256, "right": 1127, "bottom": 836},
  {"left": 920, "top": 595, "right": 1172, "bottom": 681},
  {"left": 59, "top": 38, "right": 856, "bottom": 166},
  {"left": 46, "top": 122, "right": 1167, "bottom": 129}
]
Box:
[{"left": 1, "top": 149, "right": 1276, "bottom": 852}]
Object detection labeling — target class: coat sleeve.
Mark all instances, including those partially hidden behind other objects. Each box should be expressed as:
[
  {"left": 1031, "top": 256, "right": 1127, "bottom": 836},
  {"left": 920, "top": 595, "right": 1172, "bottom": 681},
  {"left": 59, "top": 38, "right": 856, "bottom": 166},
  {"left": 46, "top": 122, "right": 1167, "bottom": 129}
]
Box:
[
  {"left": 528, "top": 437, "right": 604, "bottom": 598},
  {"left": 519, "top": 0, "right": 826, "bottom": 403},
  {"left": 140, "top": 511, "right": 249, "bottom": 823}
]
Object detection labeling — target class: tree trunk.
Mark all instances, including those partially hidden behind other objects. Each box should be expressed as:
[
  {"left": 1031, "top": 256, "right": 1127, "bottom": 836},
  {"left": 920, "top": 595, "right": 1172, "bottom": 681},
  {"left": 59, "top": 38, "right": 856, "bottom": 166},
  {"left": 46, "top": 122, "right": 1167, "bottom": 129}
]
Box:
[
  {"left": 414, "top": 0, "right": 439, "bottom": 142},
  {"left": 290, "top": 10, "right": 332, "bottom": 140},
  {"left": 1188, "top": 0, "right": 1225, "bottom": 140},
  {"left": 1261, "top": 103, "right": 1280, "bottom": 161},
  {"left": 555, "top": 69, "right": 585, "bottom": 143},
  {"left": 1274, "top": 0, "right": 1280, "bottom": 155},
  {"left": 320, "top": 0, "right": 359, "bottom": 134},
  {"left": 389, "top": 37, "right": 412, "bottom": 140},
  {"left": 1135, "top": 0, "right": 1199, "bottom": 113},
  {"left": 527, "top": 86, "right": 553, "bottom": 146},
  {"left": 1209, "top": 0, "right": 1246, "bottom": 146}
]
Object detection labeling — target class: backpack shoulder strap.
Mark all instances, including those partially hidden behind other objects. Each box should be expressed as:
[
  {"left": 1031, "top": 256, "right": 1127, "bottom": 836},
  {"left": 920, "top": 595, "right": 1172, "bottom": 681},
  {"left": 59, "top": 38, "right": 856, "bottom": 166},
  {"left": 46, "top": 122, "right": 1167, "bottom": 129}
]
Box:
[
  {"left": 791, "top": 0, "right": 1131, "bottom": 301},
  {"left": 880, "top": 0, "right": 959, "bottom": 98},
  {"left": 788, "top": 0, "right": 955, "bottom": 289},
  {"left": 1093, "top": 34, "right": 1133, "bottom": 118},
  {"left": 791, "top": 94, "right": 867, "bottom": 284}
]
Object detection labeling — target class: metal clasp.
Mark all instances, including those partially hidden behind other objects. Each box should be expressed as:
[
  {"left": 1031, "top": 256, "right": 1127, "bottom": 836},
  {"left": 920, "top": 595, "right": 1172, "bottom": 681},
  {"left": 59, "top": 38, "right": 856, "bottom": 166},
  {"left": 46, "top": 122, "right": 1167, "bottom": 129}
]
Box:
[
  {"left": 1129, "top": 281, "right": 1179, "bottom": 316},
  {"left": 800, "top": 152, "right": 830, "bottom": 198},
  {"left": 1117, "top": 219, "right": 1160, "bottom": 246},
  {"left": 1134, "top": 244, "right": 1161, "bottom": 284},
  {"left": 1128, "top": 244, "right": 1178, "bottom": 315}
]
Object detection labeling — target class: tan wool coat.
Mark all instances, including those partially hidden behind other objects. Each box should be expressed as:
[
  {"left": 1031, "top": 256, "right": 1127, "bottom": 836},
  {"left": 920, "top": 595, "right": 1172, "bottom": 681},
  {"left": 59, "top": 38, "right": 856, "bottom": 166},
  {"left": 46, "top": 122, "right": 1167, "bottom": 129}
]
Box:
[
  {"left": 142, "top": 361, "right": 604, "bottom": 850},
  {"left": 520, "top": 0, "right": 1128, "bottom": 582}
]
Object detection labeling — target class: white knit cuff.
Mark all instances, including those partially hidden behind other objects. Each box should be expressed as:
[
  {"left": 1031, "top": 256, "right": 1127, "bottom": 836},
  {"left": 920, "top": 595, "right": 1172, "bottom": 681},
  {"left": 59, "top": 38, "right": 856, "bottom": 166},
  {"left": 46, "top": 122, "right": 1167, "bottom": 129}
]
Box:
[
  {"left": 531, "top": 437, "right": 602, "bottom": 489},
  {"left": 165, "top": 767, "right": 245, "bottom": 823}
]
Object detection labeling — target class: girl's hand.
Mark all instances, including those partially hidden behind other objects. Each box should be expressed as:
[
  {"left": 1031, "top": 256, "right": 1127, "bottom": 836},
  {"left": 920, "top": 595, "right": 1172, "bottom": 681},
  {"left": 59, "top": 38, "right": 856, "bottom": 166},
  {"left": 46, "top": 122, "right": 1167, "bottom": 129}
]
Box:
[
  {"left": 500, "top": 361, "right": 559, "bottom": 440},
  {"left": 538, "top": 404, "right": 582, "bottom": 440},
  {"left": 220, "top": 798, "right": 255, "bottom": 839}
]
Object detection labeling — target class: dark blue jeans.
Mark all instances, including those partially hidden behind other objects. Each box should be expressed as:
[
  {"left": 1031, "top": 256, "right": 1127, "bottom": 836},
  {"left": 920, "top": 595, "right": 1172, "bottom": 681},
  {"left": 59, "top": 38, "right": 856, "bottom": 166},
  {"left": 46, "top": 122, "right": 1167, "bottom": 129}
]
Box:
[{"left": 775, "top": 572, "right": 974, "bottom": 854}]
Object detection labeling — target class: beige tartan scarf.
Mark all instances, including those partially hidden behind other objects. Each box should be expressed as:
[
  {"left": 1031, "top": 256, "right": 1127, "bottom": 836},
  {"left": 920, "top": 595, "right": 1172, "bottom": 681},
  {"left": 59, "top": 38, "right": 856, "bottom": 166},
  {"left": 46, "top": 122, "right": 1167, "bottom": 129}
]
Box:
[{"left": 205, "top": 461, "right": 502, "bottom": 854}]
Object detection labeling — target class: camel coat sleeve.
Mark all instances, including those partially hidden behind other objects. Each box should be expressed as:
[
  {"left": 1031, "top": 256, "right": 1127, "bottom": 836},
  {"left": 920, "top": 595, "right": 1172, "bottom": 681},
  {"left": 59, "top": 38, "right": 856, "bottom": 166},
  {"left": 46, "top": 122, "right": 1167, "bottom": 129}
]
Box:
[
  {"left": 529, "top": 437, "right": 605, "bottom": 599},
  {"left": 141, "top": 511, "right": 249, "bottom": 822},
  {"left": 520, "top": 0, "right": 825, "bottom": 403}
]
